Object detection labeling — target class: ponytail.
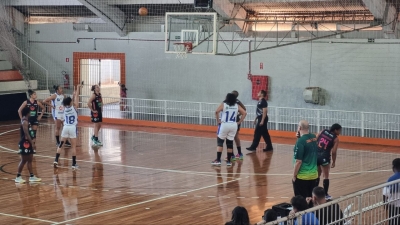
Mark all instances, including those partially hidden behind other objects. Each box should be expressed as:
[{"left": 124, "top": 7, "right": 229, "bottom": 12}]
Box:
[{"left": 53, "top": 85, "right": 59, "bottom": 92}]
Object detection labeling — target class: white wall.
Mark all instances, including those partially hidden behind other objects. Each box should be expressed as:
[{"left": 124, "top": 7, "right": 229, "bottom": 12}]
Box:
[{"left": 27, "top": 23, "right": 400, "bottom": 113}]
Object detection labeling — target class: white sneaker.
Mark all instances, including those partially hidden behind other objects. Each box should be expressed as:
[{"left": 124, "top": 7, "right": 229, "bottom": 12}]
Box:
[
  {"left": 15, "top": 176, "right": 26, "bottom": 183},
  {"left": 53, "top": 161, "right": 58, "bottom": 168},
  {"left": 72, "top": 165, "right": 79, "bottom": 170},
  {"left": 29, "top": 176, "right": 41, "bottom": 183}
]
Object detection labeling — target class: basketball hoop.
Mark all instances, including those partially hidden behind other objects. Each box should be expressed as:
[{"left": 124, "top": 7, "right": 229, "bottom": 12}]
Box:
[{"left": 173, "top": 42, "right": 192, "bottom": 59}]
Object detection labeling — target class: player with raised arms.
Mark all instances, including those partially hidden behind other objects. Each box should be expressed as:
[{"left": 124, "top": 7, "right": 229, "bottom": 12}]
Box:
[
  {"left": 212, "top": 93, "right": 247, "bottom": 166},
  {"left": 53, "top": 84, "right": 81, "bottom": 170},
  {"left": 44, "top": 85, "right": 71, "bottom": 147}
]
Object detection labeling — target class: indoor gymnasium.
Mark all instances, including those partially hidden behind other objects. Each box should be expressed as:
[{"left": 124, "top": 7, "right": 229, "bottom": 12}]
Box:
[{"left": 0, "top": 0, "right": 400, "bottom": 224}]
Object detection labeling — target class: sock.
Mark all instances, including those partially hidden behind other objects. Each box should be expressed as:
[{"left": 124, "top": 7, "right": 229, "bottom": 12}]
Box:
[
  {"left": 17, "top": 173, "right": 21, "bottom": 177},
  {"left": 237, "top": 146, "right": 242, "bottom": 155},
  {"left": 227, "top": 152, "right": 233, "bottom": 162},
  {"left": 323, "top": 179, "right": 330, "bottom": 195},
  {"left": 217, "top": 152, "right": 222, "bottom": 162},
  {"left": 316, "top": 178, "right": 320, "bottom": 186},
  {"left": 56, "top": 136, "right": 60, "bottom": 144},
  {"left": 55, "top": 153, "right": 60, "bottom": 162},
  {"left": 72, "top": 156, "right": 76, "bottom": 166},
  {"left": 95, "top": 136, "right": 99, "bottom": 141},
  {"left": 30, "top": 173, "right": 34, "bottom": 177}
]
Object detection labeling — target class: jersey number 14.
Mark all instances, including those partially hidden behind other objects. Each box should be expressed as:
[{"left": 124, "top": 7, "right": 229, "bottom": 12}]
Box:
[{"left": 225, "top": 111, "right": 236, "bottom": 122}]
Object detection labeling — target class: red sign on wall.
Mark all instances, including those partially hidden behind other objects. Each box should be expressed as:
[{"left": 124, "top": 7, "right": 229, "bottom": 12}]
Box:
[
  {"left": 260, "top": 62, "right": 263, "bottom": 69},
  {"left": 66, "top": 58, "right": 69, "bottom": 62}
]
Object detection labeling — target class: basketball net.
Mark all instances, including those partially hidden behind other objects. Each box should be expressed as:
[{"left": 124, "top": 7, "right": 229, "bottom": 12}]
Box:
[{"left": 173, "top": 43, "right": 192, "bottom": 59}]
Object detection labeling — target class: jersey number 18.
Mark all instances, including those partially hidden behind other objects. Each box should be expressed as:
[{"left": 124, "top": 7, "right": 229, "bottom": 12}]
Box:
[{"left": 65, "top": 116, "right": 76, "bottom": 125}]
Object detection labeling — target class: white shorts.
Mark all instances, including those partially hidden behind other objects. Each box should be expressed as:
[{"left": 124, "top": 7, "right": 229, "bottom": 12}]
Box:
[
  {"left": 53, "top": 110, "right": 65, "bottom": 121},
  {"left": 217, "top": 123, "right": 238, "bottom": 140},
  {"left": 61, "top": 126, "right": 77, "bottom": 138}
]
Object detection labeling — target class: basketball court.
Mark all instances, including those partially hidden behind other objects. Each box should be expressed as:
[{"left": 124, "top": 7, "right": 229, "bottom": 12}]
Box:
[{"left": 0, "top": 120, "right": 396, "bottom": 224}]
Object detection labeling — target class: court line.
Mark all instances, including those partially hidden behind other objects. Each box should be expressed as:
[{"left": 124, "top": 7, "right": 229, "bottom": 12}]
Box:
[
  {"left": 52, "top": 177, "right": 241, "bottom": 225},
  {"left": 0, "top": 127, "right": 392, "bottom": 177},
  {"left": 0, "top": 212, "right": 56, "bottom": 224}
]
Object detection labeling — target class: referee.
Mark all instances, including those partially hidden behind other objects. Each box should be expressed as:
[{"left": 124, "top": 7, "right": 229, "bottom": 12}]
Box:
[{"left": 246, "top": 90, "right": 273, "bottom": 152}]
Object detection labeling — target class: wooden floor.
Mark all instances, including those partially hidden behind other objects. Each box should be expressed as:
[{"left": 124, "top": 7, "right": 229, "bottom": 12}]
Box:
[{"left": 0, "top": 119, "right": 396, "bottom": 225}]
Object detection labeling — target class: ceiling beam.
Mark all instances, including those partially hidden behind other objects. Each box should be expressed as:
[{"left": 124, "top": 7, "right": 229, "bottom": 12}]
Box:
[
  {"left": 362, "top": 0, "right": 397, "bottom": 38},
  {"left": 3, "top": 0, "right": 82, "bottom": 6},
  {"left": 77, "top": 0, "right": 127, "bottom": 36},
  {"left": 213, "top": 0, "right": 249, "bottom": 33}
]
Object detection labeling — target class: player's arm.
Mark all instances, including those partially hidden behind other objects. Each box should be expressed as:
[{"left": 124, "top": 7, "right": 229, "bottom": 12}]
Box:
[
  {"left": 293, "top": 142, "right": 304, "bottom": 182},
  {"left": 87, "top": 93, "right": 96, "bottom": 113},
  {"left": 37, "top": 101, "right": 45, "bottom": 120},
  {"left": 237, "top": 106, "right": 247, "bottom": 125},
  {"left": 215, "top": 103, "right": 223, "bottom": 124},
  {"left": 22, "top": 120, "right": 35, "bottom": 148},
  {"left": 18, "top": 101, "right": 27, "bottom": 120},
  {"left": 237, "top": 101, "right": 246, "bottom": 112},
  {"left": 44, "top": 94, "right": 56, "bottom": 108},
  {"left": 73, "top": 85, "right": 81, "bottom": 108},
  {"left": 260, "top": 107, "right": 268, "bottom": 125},
  {"left": 331, "top": 138, "right": 339, "bottom": 168}
]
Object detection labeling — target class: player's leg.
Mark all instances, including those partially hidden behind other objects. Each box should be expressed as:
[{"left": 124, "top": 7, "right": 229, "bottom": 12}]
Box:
[
  {"left": 54, "top": 118, "right": 62, "bottom": 146},
  {"left": 15, "top": 148, "right": 28, "bottom": 183},
  {"left": 225, "top": 124, "right": 237, "bottom": 166},
  {"left": 321, "top": 162, "right": 331, "bottom": 199},
  {"left": 234, "top": 127, "right": 243, "bottom": 159},
  {"left": 70, "top": 127, "right": 78, "bottom": 170},
  {"left": 261, "top": 118, "right": 273, "bottom": 151},
  {"left": 27, "top": 154, "right": 41, "bottom": 182},
  {"left": 247, "top": 120, "right": 262, "bottom": 151},
  {"left": 212, "top": 124, "right": 225, "bottom": 166},
  {"left": 54, "top": 127, "right": 68, "bottom": 167}
]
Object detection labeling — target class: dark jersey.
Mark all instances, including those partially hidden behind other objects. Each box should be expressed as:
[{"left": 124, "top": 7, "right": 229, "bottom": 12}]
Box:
[
  {"left": 92, "top": 93, "right": 103, "bottom": 112},
  {"left": 256, "top": 98, "right": 268, "bottom": 118},
  {"left": 236, "top": 99, "right": 245, "bottom": 122},
  {"left": 316, "top": 129, "right": 337, "bottom": 154},
  {"left": 26, "top": 99, "right": 39, "bottom": 119}
]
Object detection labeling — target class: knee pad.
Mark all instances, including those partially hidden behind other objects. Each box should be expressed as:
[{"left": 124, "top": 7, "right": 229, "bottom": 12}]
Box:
[
  {"left": 29, "top": 129, "right": 36, "bottom": 139},
  {"left": 58, "top": 141, "right": 64, "bottom": 148},
  {"left": 217, "top": 137, "right": 224, "bottom": 147},
  {"left": 226, "top": 139, "right": 234, "bottom": 149}
]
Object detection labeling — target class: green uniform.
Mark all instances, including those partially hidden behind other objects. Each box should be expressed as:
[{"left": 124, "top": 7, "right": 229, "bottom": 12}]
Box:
[{"left": 293, "top": 133, "right": 318, "bottom": 180}]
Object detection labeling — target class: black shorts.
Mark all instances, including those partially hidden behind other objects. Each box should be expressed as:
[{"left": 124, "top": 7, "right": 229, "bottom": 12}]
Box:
[
  {"left": 18, "top": 140, "right": 35, "bottom": 155},
  {"left": 91, "top": 111, "right": 103, "bottom": 123},
  {"left": 29, "top": 118, "right": 39, "bottom": 126},
  {"left": 317, "top": 155, "right": 331, "bottom": 166},
  {"left": 237, "top": 124, "right": 241, "bottom": 132}
]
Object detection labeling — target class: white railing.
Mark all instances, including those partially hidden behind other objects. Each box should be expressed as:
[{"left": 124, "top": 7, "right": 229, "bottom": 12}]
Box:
[
  {"left": 263, "top": 179, "right": 400, "bottom": 225},
  {"left": 35, "top": 93, "right": 400, "bottom": 140}
]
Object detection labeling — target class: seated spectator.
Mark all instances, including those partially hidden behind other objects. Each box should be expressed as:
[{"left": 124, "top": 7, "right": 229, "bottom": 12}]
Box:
[
  {"left": 225, "top": 206, "right": 251, "bottom": 225},
  {"left": 256, "top": 209, "right": 278, "bottom": 225},
  {"left": 383, "top": 158, "right": 400, "bottom": 225},
  {"left": 307, "top": 187, "right": 343, "bottom": 225},
  {"left": 290, "top": 195, "right": 319, "bottom": 225}
]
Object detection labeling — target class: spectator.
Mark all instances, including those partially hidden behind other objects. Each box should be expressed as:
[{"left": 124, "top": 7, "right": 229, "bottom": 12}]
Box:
[
  {"left": 293, "top": 120, "right": 318, "bottom": 199},
  {"left": 120, "top": 84, "right": 127, "bottom": 111},
  {"left": 256, "top": 209, "right": 278, "bottom": 225},
  {"left": 383, "top": 158, "right": 400, "bottom": 225},
  {"left": 226, "top": 206, "right": 251, "bottom": 225},
  {"left": 307, "top": 187, "right": 343, "bottom": 225},
  {"left": 290, "top": 195, "right": 319, "bottom": 225}
]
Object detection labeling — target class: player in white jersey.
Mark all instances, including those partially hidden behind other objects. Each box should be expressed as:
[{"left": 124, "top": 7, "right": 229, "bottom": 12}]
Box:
[
  {"left": 53, "top": 84, "right": 81, "bottom": 170},
  {"left": 44, "top": 85, "right": 71, "bottom": 147},
  {"left": 212, "top": 93, "right": 247, "bottom": 166}
]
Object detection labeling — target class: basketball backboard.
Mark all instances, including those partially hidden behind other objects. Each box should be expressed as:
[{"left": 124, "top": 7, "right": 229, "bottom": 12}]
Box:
[{"left": 165, "top": 12, "right": 217, "bottom": 56}]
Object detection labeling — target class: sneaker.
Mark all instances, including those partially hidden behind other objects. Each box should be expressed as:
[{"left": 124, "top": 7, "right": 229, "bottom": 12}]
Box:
[
  {"left": 56, "top": 142, "right": 60, "bottom": 147},
  {"left": 246, "top": 147, "right": 256, "bottom": 152},
  {"left": 226, "top": 161, "right": 232, "bottom": 167},
  {"left": 15, "top": 176, "right": 26, "bottom": 183},
  {"left": 224, "top": 155, "right": 236, "bottom": 162},
  {"left": 29, "top": 176, "right": 41, "bottom": 183},
  {"left": 263, "top": 148, "right": 274, "bottom": 152},
  {"left": 91, "top": 136, "right": 95, "bottom": 141},
  {"left": 72, "top": 165, "right": 79, "bottom": 170},
  {"left": 65, "top": 141, "right": 71, "bottom": 147},
  {"left": 236, "top": 154, "right": 243, "bottom": 160},
  {"left": 211, "top": 160, "right": 221, "bottom": 166},
  {"left": 95, "top": 140, "right": 103, "bottom": 146},
  {"left": 53, "top": 161, "right": 58, "bottom": 168},
  {"left": 325, "top": 195, "right": 332, "bottom": 200}
]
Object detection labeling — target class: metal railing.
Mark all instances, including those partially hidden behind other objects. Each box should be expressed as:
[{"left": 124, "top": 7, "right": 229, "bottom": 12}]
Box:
[
  {"left": 263, "top": 179, "right": 400, "bottom": 225},
  {"left": 35, "top": 93, "right": 400, "bottom": 140}
]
